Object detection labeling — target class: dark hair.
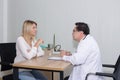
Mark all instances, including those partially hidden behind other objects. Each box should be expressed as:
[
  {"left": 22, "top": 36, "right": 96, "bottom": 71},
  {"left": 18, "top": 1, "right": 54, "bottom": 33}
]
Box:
[{"left": 75, "top": 22, "right": 90, "bottom": 35}]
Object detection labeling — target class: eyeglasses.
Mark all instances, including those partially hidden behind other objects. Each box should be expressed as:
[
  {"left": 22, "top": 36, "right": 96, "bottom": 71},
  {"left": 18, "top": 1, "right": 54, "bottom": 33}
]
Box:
[{"left": 73, "top": 29, "right": 78, "bottom": 32}]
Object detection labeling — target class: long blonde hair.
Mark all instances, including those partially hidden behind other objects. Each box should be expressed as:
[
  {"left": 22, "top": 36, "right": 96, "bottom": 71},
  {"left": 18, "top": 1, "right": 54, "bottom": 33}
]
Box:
[{"left": 22, "top": 20, "right": 37, "bottom": 42}]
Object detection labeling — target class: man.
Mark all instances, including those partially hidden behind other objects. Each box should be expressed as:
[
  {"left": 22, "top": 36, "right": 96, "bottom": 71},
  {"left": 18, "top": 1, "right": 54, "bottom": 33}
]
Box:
[{"left": 60, "top": 22, "right": 103, "bottom": 80}]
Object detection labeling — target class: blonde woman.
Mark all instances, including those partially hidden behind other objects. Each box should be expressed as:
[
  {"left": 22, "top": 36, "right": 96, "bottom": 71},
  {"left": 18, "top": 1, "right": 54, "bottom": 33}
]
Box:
[{"left": 14, "top": 20, "right": 47, "bottom": 80}]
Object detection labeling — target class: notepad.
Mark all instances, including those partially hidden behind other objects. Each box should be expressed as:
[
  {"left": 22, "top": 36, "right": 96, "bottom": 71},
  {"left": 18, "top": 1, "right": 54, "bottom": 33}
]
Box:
[
  {"left": 48, "top": 57, "right": 62, "bottom": 60},
  {"left": 52, "top": 51, "right": 60, "bottom": 54}
]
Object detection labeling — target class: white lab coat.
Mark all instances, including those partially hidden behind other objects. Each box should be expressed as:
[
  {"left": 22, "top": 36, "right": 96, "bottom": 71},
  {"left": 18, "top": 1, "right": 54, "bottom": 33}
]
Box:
[{"left": 63, "top": 35, "right": 104, "bottom": 80}]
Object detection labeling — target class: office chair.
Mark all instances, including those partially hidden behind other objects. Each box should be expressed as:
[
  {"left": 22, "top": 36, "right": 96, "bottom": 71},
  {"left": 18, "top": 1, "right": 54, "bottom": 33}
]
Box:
[
  {"left": 0, "top": 43, "right": 16, "bottom": 80},
  {"left": 85, "top": 55, "right": 120, "bottom": 80},
  {"left": 64, "top": 76, "right": 69, "bottom": 80}
]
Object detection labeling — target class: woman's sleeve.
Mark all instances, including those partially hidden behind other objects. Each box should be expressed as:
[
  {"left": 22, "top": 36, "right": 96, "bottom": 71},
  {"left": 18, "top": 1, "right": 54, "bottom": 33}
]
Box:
[
  {"left": 36, "top": 46, "right": 44, "bottom": 57},
  {"left": 17, "top": 38, "right": 37, "bottom": 60}
]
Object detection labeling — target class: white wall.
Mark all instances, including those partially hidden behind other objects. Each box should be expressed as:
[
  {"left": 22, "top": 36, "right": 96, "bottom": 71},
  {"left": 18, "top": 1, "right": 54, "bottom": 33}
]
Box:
[
  {"left": 0, "top": 0, "right": 7, "bottom": 43},
  {"left": 0, "top": 0, "right": 3, "bottom": 42}
]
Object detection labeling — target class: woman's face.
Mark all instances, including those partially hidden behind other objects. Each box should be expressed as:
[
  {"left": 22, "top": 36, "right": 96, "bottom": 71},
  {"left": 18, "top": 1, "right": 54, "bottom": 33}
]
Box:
[{"left": 29, "top": 24, "right": 37, "bottom": 37}]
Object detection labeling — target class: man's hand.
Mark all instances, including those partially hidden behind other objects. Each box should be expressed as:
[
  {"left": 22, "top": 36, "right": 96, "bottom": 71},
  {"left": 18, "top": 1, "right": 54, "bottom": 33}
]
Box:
[{"left": 60, "top": 50, "right": 71, "bottom": 57}]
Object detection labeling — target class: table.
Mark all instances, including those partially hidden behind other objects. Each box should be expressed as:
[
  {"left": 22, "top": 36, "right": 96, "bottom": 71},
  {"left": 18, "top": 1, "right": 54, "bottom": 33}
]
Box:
[{"left": 13, "top": 50, "right": 72, "bottom": 80}]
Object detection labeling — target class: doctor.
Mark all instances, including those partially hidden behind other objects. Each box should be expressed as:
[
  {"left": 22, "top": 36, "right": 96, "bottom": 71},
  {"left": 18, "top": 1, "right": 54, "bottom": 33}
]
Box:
[{"left": 60, "top": 22, "right": 104, "bottom": 80}]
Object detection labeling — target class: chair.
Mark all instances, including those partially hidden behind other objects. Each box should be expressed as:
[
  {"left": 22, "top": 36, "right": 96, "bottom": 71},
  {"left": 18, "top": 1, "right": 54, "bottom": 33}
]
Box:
[
  {"left": 0, "top": 43, "right": 16, "bottom": 80},
  {"left": 85, "top": 55, "right": 120, "bottom": 80},
  {"left": 64, "top": 76, "right": 69, "bottom": 80}
]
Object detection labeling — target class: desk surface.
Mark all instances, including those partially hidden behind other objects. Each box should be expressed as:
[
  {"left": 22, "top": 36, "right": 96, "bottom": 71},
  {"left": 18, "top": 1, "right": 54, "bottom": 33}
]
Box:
[{"left": 13, "top": 49, "right": 71, "bottom": 71}]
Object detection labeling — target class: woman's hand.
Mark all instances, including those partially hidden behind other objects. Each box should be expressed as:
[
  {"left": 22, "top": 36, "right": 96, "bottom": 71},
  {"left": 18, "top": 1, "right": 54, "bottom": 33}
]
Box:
[{"left": 34, "top": 38, "right": 44, "bottom": 48}]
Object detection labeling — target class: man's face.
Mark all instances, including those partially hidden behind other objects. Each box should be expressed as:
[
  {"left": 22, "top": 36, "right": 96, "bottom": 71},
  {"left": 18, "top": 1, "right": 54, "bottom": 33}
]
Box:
[
  {"left": 72, "top": 27, "right": 79, "bottom": 41},
  {"left": 72, "top": 27, "right": 84, "bottom": 41}
]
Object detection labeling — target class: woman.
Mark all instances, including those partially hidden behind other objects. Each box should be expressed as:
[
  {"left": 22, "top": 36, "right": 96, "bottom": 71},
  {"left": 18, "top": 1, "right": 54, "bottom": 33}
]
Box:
[{"left": 14, "top": 20, "right": 47, "bottom": 80}]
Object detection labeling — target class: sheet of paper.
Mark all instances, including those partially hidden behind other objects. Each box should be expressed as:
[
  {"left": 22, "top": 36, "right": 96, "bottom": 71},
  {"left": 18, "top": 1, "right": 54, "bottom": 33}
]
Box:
[
  {"left": 52, "top": 51, "right": 60, "bottom": 54},
  {"left": 48, "top": 56, "right": 62, "bottom": 60}
]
